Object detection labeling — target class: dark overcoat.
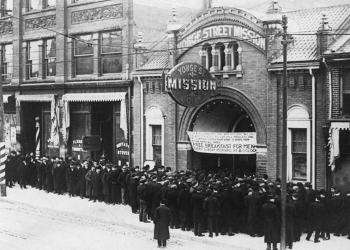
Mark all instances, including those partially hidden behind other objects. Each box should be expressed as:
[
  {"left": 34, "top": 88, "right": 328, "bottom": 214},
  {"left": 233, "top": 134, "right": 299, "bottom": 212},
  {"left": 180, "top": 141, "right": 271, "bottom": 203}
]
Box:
[
  {"left": 178, "top": 189, "right": 192, "bottom": 221},
  {"left": 66, "top": 168, "right": 78, "bottom": 192},
  {"left": 244, "top": 193, "right": 262, "bottom": 234},
  {"left": 203, "top": 195, "right": 220, "bottom": 216},
  {"left": 191, "top": 192, "right": 205, "bottom": 223},
  {"left": 329, "top": 196, "right": 346, "bottom": 230},
  {"left": 285, "top": 202, "right": 296, "bottom": 244},
  {"left": 53, "top": 166, "right": 65, "bottom": 189},
  {"left": 45, "top": 162, "right": 54, "bottom": 188},
  {"left": 262, "top": 201, "right": 280, "bottom": 244},
  {"left": 102, "top": 170, "right": 111, "bottom": 196},
  {"left": 153, "top": 204, "right": 171, "bottom": 240},
  {"left": 92, "top": 171, "right": 103, "bottom": 196},
  {"left": 307, "top": 201, "right": 325, "bottom": 230},
  {"left": 129, "top": 178, "right": 139, "bottom": 207},
  {"left": 151, "top": 182, "right": 163, "bottom": 216}
]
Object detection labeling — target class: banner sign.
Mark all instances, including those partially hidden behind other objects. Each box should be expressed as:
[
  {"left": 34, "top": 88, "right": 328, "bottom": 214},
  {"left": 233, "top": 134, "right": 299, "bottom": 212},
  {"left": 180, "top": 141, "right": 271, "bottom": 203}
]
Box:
[
  {"left": 187, "top": 132, "right": 257, "bottom": 154},
  {"left": 165, "top": 62, "right": 217, "bottom": 107},
  {"left": 178, "top": 24, "right": 266, "bottom": 52}
]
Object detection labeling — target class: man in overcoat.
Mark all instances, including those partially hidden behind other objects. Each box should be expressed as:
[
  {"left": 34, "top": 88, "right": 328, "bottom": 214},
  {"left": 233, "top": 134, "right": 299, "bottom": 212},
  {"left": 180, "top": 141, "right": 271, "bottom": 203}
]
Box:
[
  {"left": 53, "top": 161, "right": 65, "bottom": 195},
  {"left": 203, "top": 188, "right": 220, "bottom": 238},
  {"left": 154, "top": 199, "right": 171, "bottom": 248},
  {"left": 178, "top": 182, "right": 192, "bottom": 231},
  {"left": 191, "top": 186, "right": 205, "bottom": 237},
  {"left": 66, "top": 161, "right": 78, "bottom": 197},
  {"left": 261, "top": 195, "right": 280, "bottom": 250},
  {"left": 166, "top": 184, "right": 180, "bottom": 229},
  {"left": 244, "top": 188, "right": 262, "bottom": 237},
  {"left": 306, "top": 196, "right": 325, "bottom": 243}
]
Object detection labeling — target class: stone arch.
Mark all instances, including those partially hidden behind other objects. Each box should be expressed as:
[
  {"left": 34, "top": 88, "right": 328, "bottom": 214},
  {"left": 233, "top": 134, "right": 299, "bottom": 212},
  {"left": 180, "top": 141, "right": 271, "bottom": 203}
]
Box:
[{"left": 178, "top": 86, "right": 267, "bottom": 145}]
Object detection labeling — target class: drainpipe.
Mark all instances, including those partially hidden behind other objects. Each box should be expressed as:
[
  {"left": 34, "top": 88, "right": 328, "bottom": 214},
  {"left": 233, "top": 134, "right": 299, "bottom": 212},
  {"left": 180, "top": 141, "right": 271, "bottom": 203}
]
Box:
[
  {"left": 138, "top": 76, "right": 144, "bottom": 168},
  {"left": 322, "top": 58, "right": 332, "bottom": 120},
  {"left": 310, "top": 68, "right": 316, "bottom": 188}
]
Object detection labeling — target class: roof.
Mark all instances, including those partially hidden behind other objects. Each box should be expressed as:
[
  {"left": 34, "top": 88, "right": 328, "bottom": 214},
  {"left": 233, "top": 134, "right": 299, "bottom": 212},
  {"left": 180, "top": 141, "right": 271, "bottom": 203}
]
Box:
[
  {"left": 137, "top": 39, "right": 170, "bottom": 71},
  {"left": 272, "top": 4, "right": 350, "bottom": 63}
]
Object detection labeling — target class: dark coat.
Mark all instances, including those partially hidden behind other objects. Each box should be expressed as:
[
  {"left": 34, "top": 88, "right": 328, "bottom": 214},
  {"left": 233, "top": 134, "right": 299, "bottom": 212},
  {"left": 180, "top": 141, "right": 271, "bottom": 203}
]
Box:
[
  {"left": 286, "top": 202, "right": 296, "bottom": 244},
  {"left": 308, "top": 201, "right": 325, "bottom": 230},
  {"left": 220, "top": 189, "right": 236, "bottom": 221},
  {"left": 166, "top": 189, "right": 180, "bottom": 212},
  {"left": 53, "top": 166, "right": 65, "bottom": 189},
  {"left": 129, "top": 178, "right": 139, "bottom": 207},
  {"left": 45, "top": 162, "right": 54, "bottom": 187},
  {"left": 262, "top": 201, "right": 280, "bottom": 244},
  {"left": 178, "top": 189, "right": 192, "bottom": 221},
  {"left": 102, "top": 170, "right": 111, "bottom": 195},
  {"left": 137, "top": 184, "right": 148, "bottom": 201},
  {"left": 18, "top": 161, "right": 28, "bottom": 178},
  {"left": 151, "top": 182, "right": 163, "bottom": 215},
  {"left": 329, "top": 196, "right": 346, "bottom": 230},
  {"left": 85, "top": 169, "right": 94, "bottom": 195},
  {"left": 191, "top": 192, "right": 205, "bottom": 223},
  {"left": 66, "top": 168, "right": 78, "bottom": 192},
  {"left": 244, "top": 193, "right": 262, "bottom": 234},
  {"left": 203, "top": 195, "right": 220, "bottom": 216},
  {"left": 158, "top": 186, "right": 171, "bottom": 202},
  {"left": 117, "top": 171, "right": 128, "bottom": 189},
  {"left": 92, "top": 171, "right": 103, "bottom": 196},
  {"left": 153, "top": 204, "right": 171, "bottom": 240}
]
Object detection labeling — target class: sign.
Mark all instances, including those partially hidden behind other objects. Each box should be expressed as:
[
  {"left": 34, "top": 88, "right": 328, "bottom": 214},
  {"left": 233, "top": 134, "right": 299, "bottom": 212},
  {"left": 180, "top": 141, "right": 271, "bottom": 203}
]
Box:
[
  {"left": 165, "top": 62, "right": 217, "bottom": 107},
  {"left": 116, "top": 141, "right": 129, "bottom": 156},
  {"left": 82, "top": 135, "right": 101, "bottom": 151},
  {"left": 187, "top": 132, "right": 257, "bottom": 154},
  {"left": 178, "top": 24, "right": 266, "bottom": 52}
]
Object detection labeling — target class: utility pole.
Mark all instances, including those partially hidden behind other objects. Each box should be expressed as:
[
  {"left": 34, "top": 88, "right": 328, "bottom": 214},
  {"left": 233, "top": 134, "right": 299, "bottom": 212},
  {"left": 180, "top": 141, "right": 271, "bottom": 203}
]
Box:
[
  {"left": 281, "top": 14, "right": 290, "bottom": 250},
  {"left": 0, "top": 7, "right": 12, "bottom": 197}
]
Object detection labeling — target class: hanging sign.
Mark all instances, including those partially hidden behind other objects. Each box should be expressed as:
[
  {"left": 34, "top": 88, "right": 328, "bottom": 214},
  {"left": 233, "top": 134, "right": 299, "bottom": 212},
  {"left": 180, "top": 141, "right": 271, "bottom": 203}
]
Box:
[
  {"left": 164, "top": 62, "right": 217, "bottom": 108},
  {"left": 187, "top": 131, "right": 257, "bottom": 154},
  {"left": 82, "top": 135, "right": 101, "bottom": 151}
]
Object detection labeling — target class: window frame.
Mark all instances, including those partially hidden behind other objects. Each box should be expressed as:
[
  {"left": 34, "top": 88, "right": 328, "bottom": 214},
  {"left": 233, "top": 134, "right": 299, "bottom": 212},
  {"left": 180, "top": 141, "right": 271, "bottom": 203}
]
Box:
[
  {"left": 0, "top": 0, "right": 13, "bottom": 17},
  {"left": 1, "top": 43, "right": 13, "bottom": 81},
  {"left": 28, "top": 40, "right": 40, "bottom": 78},
  {"left": 44, "top": 38, "right": 56, "bottom": 77},
  {"left": 74, "top": 34, "right": 94, "bottom": 75},
  {"left": 100, "top": 30, "right": 123, "bottom": 74},
  {"left": 341, "top": 69, "right": 350, "bottom": 115}
]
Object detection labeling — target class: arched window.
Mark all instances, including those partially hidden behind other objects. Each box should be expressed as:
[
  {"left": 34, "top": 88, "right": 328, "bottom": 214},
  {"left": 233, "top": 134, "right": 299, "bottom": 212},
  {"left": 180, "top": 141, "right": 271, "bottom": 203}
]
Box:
[
  {"left": 287, "top": 106, "right": 311, "bottom": 183},
  {"left": 228, "top": 42, "right": 241, "bottom": 70},
  {"left": 215, "top": 43, "right": 225, "bottom": 71},
  {"left": 201, "top": 44, "right": 212, "bottom": 70}
]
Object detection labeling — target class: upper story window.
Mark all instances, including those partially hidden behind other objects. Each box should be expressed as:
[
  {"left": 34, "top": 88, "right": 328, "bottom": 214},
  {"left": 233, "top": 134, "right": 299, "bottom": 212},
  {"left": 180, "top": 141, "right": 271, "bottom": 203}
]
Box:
[
  {"left": 45, "top": 38, "right": 56, "bottom": 77},
  {"left": 200, "top": 42, "right": 242, "bottom": 73},
  {"left": 1, "top": 0, "right": 13, "bottom": 17},
  {"left": 101, "top": 31, "right": 122, "bottom": 74},
  {"left": 28, "top": 40, "right": 40, "bottom": 78},
  {"left": 341, "top": 70, "right": 350, "bottom": 115},
  {"left": 1, "top": 44, "right": 12, "bottom": 81},
  {"left": 74, "top": 34, "right": 93, "bottom": 75},
  {"left": 28, "top": 0, "right": 55, "bottom": 11}
]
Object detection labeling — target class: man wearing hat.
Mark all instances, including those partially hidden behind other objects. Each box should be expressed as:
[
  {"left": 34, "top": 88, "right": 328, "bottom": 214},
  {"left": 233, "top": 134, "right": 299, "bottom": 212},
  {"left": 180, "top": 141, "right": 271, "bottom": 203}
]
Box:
[
  {"left": 203, "top": 188, "right": 220, "bottom": 238},
  {"left": 66, "top": 161, "right": 78, "bottom": 197},
  {"left": 262, "top": 195, "right": 279, "bottom": 250},
  {"left": 191, "top": 186, "right": 205, "bottom": 237},
  {"left": 137, "top": 178, "right": 150, "bottom": 223},
  {"left": 117, "top": 165, "right": 129, "bottom": 205},
  {"left": 306, "top": 196, "right": 325, "bottom": 243},
  {"left": 52, "top": 160, "right": 65, "bottom": 195},
  {"left": 244, "top": 187, "right": 262, "bottom": 237},
  {"left": 178, "top": 182, "right": 192, "bottom": 231},
  {"left": 153, "top": 199, "right": 171, "bottom": 248},
  {"left": 166, "top": 184, "right": 180, "bottom": 229},
  {"left": 292, "top": 192, "right": 304, "bottom": 242},
  {"left": 329, "top": 188, "right": 346, "bottom": 237}
]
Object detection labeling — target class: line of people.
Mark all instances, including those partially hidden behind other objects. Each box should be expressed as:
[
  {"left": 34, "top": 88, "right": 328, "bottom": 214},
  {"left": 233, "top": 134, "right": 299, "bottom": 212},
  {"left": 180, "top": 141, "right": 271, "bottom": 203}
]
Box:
[{"left": 5, "top": 152, "right": 350, "bottom": 250}]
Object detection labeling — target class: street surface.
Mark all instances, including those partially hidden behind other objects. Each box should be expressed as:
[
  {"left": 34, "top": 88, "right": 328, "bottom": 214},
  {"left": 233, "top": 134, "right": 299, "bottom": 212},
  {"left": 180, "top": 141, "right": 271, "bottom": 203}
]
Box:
[{"left": 1, "top": 186, "right": 350, "bottom": 250}]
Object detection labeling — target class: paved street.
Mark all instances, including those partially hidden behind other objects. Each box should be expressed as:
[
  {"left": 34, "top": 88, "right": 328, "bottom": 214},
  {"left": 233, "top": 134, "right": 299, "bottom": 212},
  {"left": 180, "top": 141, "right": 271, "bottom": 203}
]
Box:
[{"left": 1, "top": 185, "right": 350, "bottom": 250}]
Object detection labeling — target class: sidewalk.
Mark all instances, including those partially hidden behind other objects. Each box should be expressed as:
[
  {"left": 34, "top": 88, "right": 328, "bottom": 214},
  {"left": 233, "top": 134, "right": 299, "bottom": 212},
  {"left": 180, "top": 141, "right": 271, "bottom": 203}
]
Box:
[{"left": 1, "top": 185, "right": 349, "bottom": 250}]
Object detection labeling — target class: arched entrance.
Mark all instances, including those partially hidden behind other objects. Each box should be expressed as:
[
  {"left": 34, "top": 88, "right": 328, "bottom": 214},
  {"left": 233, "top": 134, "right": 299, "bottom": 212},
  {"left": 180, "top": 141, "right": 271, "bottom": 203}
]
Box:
[{"left": 178, "top": 87, "right": 267, "bottom": 175}]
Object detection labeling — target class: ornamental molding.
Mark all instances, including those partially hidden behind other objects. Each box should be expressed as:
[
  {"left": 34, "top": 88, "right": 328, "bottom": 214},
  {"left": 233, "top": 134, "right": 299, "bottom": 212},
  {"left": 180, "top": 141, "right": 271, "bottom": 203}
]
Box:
[
  {"left": 71, "top": 4, "right": 123, "bottom": 25},
  {"left": 25, "top": 15, "right": 56, "bottom": 30},
  {"left": 0, "top": 22, "right": 13, "bottom": 34}
]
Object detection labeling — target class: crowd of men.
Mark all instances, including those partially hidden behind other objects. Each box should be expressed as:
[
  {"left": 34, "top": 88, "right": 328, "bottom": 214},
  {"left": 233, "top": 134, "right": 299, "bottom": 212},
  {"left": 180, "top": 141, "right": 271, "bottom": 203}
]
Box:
[{"left": 4, "top": 150, "right": 350, "bottom": 250}]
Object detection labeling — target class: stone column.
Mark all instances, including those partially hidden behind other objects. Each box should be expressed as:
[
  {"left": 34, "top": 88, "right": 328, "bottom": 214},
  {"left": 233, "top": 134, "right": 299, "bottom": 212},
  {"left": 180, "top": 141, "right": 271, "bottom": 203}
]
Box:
[
  {"left": 92, "top": 33, "right": 100, "bottom": 77},
  {"left": 22, "top": 42, "right": 28, "bottom": 80},
  {"left": 66, "top": 37, "right": 74, "bottom": 78},
  {"left": 210, "top": 46, "right": 218, "bottom": 72},
  {"left": 55, "top": 0, "right": 67, "bottom": 84},
  {"left": 38, "top": 40, "right": 43, "bottom": 80},
  {"left": 223, "top": 44, "right": 231, "bottom": 71}
]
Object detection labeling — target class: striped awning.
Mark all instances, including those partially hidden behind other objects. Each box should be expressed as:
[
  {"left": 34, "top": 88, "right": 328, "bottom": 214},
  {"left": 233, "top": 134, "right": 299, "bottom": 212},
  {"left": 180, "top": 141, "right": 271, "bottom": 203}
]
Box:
[
  {"left": 62, "top": 92, "right": 126, "bottom": 102},
  {"left": 16, "top": 94, "right": 56, "bottom": 102}
]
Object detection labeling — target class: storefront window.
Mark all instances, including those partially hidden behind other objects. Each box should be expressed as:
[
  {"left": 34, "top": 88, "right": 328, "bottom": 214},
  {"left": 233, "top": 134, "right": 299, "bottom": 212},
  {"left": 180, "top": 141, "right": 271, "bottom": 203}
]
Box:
[
  {"left": 101, "top": 31, "right": 122, "bottom": 74},
  {"left": 1, "top": 44, "right": 13, "bottom": 80},
  {"left": 28, "top": 41, "right": 40, "bottom": 78},
  {"left": 291, "top": 129, "right": 307, "bottom": 180},
  {"left": 45, "top": 39, "right": 56, "bottom": 77},
  {"left": 74, "top": 34, "right": 93, "bottom": 75}
]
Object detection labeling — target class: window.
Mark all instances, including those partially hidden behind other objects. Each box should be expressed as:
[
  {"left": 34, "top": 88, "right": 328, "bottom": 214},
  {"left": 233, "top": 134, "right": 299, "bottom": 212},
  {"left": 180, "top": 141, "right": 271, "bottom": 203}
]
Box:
[
  {"left": 1, "top": 0, "right": 13, "bottom": 17},
  {"left": 28, "top": 41, "right": 40, "bottom": 78},
  {"left": 202, "top": 44, "right": 212, "bottom": 70},
  {"left": 152, "top": 125, "right": 162, "bottom": 166},
  {"left": 29, "top": 0, "right": 40, "bottom": 10},
  {"left": 341, "top": 70, "right": 350, "bottom": 115},
  {"left": 291, "top": 129, "right": 307, "bottom": 181},
  {"left": 287, "top": 106, "right": 310, "bottom": 182},
  {"left": 74, "top": 34, "right": 93, "bottom": 75},
  {"left": 101, "top": 31, "right": 122, "bottom": 74},
  {"left": 47, "top": 0, "right": 55, "bottom": 7},
  {"left": 1, "top": 44, "right": 13, "bottom": 81},
  {"left": 45, "top": 38, "right": 56, "bottom": 77},
  {"left": 28, "top": 0, "right": 55, "bottom": 10},
  {"left": 216, "top": 43, "right": 225, "bottom": 71},
  {"left": 229, "top": 42, "right": 240, "bottom": 70}
]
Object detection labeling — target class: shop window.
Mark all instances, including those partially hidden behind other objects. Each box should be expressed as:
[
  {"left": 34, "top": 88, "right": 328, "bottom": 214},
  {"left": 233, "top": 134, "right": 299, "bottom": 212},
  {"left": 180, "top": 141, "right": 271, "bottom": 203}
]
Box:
[
  {"left": 287, "top": 106, "right": 310, "bottom": 182},
  {"left": 1, "top": 44, "right": 13, "bottom": 81},
  {"left": 291, "top": 129, "right": 307, "bottom": 180},
  {"left": 1, "top": 0, "right": 12, "bottom": 17},
  {"left": 341, "top": 70, "right": 350, "bottom": 115},
  {"left": 145, "top": 107, "right": 164, "bottom": 167},
  {"left": 45, "top": 38, "right": 56, "bottom": 77},
  {"left": 28, "top": 40, "right": 40, "bottom": 78},
  {"left": 74, "top": 34, "right": 93, "bottom": 75},
  {"left": 101, "top": 31, "right": 122, "bottom": 74}
]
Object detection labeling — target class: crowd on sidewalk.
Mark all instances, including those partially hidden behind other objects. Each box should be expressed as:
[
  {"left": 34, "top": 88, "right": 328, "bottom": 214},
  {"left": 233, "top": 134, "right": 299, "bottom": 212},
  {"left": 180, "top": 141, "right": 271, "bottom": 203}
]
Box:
[{"left": 4, "top": 150, "right": 350, "bottom": 250}]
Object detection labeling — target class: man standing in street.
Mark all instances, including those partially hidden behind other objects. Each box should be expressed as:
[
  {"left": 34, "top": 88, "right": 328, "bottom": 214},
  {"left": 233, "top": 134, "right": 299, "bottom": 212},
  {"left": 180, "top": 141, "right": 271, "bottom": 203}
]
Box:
[
  {"left": 137, "top": 178, "right": 150, "bottom": 223},
  {"left": 203, "top": 188, "right": 220, "bottom": 238},
  {"left": 306, "top": 196, "right": 325, "bottom": 243},
  {"left": 262, "top": 195, "right": 280, "bottom": 250},
  {"left": 153, "top": 199, "right": 171, "bottom": 248}
]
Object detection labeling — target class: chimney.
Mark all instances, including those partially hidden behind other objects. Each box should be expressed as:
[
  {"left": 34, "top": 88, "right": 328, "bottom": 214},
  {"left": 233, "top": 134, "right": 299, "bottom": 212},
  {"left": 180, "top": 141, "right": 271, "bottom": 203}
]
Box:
[
  {"left": 317, "top": 12, "right": 332, "bottom": 56},
  {"left": 202, "top": 0, "right": 212, "bottom": 10}
]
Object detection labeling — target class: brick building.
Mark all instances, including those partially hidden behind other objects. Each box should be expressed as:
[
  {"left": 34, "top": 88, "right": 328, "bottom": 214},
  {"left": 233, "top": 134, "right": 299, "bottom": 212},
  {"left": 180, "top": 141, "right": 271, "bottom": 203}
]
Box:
[
  {"left": 1, "top": 0, "right": 134, "bottom": 165},
  {"left": 132, "top": 2, "right": 350, "bottom": 190}
]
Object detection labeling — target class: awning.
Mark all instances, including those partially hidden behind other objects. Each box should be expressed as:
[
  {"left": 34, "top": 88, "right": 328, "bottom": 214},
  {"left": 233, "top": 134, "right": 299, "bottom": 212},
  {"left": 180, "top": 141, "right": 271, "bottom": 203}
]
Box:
[
  {"left": 16, "top": 94, "right": 56, "bottom": 102},
  {"left": 3, "top": 94, "right": 13, "bottom": 103},
  {"left": 62, "top": 92, "right": 126, "bottom": 102},
  {"left": 328, "top": 122, "right": 350, "bottom": 171}
]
